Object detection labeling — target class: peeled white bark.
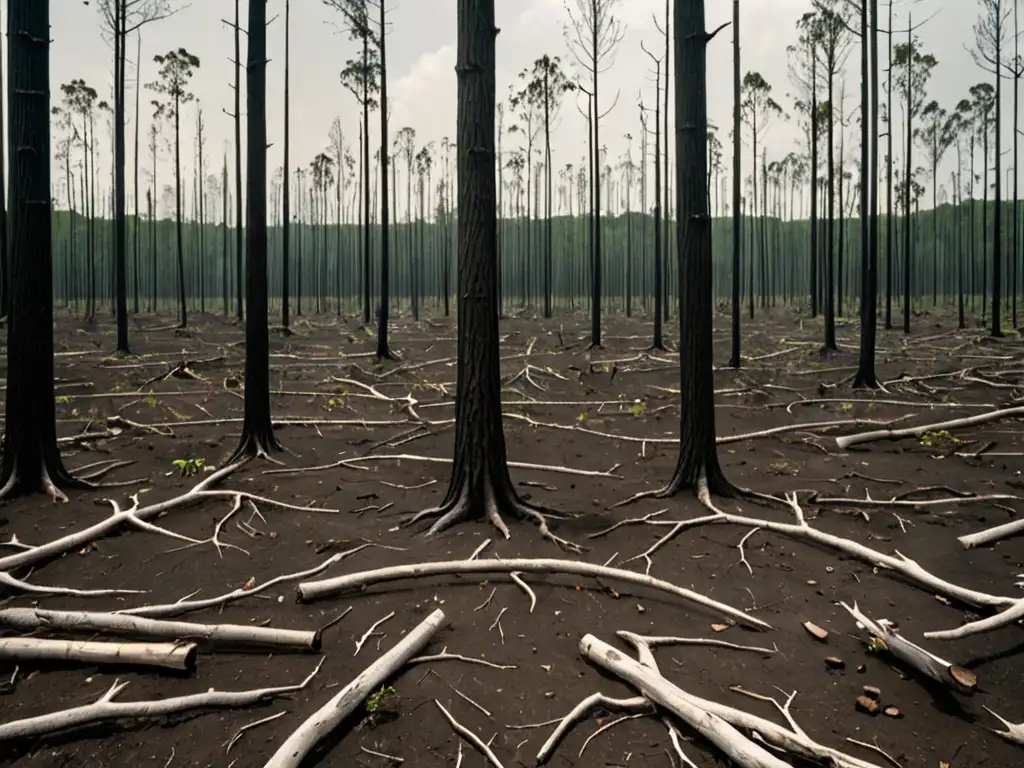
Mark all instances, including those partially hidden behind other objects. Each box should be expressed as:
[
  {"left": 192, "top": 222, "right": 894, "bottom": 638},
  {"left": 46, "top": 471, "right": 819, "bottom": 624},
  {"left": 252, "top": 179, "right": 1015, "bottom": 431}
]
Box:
[
  {"left": 0, "top": 658, "right": 323, "bottom": 741},
  {"left": 958, "top": 518, "right": 1024, "bottom": 549},
  {"left": 579, "top": 634, "right": 790, "bottom": 768},
  {"left": 0, "top": 637, "right": 197, "bottom": 671},
  {"left": 263, "top": 608, "right": 447, "bottom": 768},
  {"left": 924, "top": 598, "right": 1024, "bottom": 641},
  {"left": 0, "top": 608, "right": 319, "bottom": 651},
  {"left": 840, "top": 602, "right": 976, "bottom": 693},
  {"left": 835, "top": 406, "right": 1024, "bottom": 450},
  {"left": 297, "top": 558, "right": 769, "bottom": 630}
]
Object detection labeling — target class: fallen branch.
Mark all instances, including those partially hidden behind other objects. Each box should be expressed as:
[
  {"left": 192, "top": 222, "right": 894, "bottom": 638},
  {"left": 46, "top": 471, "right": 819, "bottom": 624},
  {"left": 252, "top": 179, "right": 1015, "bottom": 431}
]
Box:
[
  {"left": 535, "top": 693, "right": 653, "bottom": 764},
  {"left": 296, "top": 557, "right": 769, "bottom": 630},
  {"left": 839, "top": 601, "right": 976, "bottom": 694},
  {"left": 835, "top": 406, "right": 1024, "bottom": 450},
  {"left": 0, "top": 608, "right": 320, "bottom": 651},
  {"left": 0, "top": 637, "right": 197, "bottom": 671},
  {"left": 580, "top": 634, "right": 790, "bottom": 768},
  {"left": 0, "top": 571, "right": 145, "bottom": 598},
  {"left": 262, "top": 609, "right": 447, "bottom": 768},
  {"left": 923, "top": 598, "right": 1024, "bottom": 642},
  {"left": 958, "top": 517, "right": 1024, "bottom": 549},
  {"left": 0, "top": 658, "right": 324, "bottom": 742},
  {"left": 116, "top": 543, "right": 387, "bottom": 618},
  {"left": 0, "top": 460, "right": 248, "bottom": 572},
  {"left": 984, "top": 706, "right": 1024, "bottom": 745}
]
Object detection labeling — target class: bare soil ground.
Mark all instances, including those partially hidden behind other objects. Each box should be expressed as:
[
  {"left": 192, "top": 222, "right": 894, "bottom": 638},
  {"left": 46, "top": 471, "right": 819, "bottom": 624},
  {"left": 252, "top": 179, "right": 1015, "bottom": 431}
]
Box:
[{"left": 1, "top": 307, "right": 1023, "bottom": 768}]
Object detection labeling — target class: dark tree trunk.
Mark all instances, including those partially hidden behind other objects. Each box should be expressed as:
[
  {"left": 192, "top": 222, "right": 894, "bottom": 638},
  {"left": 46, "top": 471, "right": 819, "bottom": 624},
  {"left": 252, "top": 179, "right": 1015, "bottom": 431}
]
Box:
[
  {"left": 114, "top": 0, "right": 129, "bottom": 352},
  {"left": 658, "top": 0, "right": 730, "bottom": 496},
  {"left": 281, "top": 0, "right": 291, "bottom": 333},
  {"left": 0, "top": 26, "right": 7, "bottom": 315},
  {"left": 229, "top": 0, "right": 279, "bottom": 461},
  {"left": 234, "top": 0, "right": 244, "bottom": 321},
  {"left": 133, "top": 31, "right": 141, "bottom": 314},
  {"left": 902, "top": 18, "right": 912, "bottom": 335},
  {"left": 0, "top": 0, "right": 84, "bottom": 499},
  {"left": 854, "top": 0, "right": 879, "bottom": 388},
  {"left": 173, "top": 93, "right": 187, "bottom": 327},
  {"left": 809, "top": 49, "right": 819, "bottom": 317},
  {"left": 651, "top": 62, "right": 664, "bottom": 350},
  {"left": 376, "top": 0, "right": 394, "bottom": 358},
  {"left": 222, "top": 155, "right": 229, "bottom": 314},
  {"left": 728, "top": 0, "right": 741, "bottom": 368},
  {"left": 411, "top": 0, "right": 562, "bottom": 545},
  {"left": 543, "top": 69, "right": 553, "bottom": 319},
  {"left": 823, "top": 62, "right": 837, "bottom": 351},
  {"left": 992, "top": 10, "right": 1004, "bottom": 338}
]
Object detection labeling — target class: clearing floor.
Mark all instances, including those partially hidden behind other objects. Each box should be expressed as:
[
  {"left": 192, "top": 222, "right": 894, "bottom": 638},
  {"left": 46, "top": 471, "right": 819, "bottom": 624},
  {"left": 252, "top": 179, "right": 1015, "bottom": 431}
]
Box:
[{"left": 1, "top": 306, "right": 1022, "bottom": 768}]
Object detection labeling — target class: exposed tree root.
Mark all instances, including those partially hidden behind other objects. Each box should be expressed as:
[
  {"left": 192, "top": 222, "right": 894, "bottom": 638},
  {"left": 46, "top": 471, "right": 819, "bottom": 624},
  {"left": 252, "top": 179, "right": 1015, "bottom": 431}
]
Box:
[
  {"left": 835, "top": 405, "right": 1024, "bottom": 449},
  {"left": 296, "top": 556, "right": 770, "bottom": 629},
  {"left": 263, "top": 609, "right": 446, "bottom": 768},
  {"left": 406, "top": 478, "right": 582, "bottom": 553},
  {"left": 0, "top": 658, "right": 324, "bottom": 741}
]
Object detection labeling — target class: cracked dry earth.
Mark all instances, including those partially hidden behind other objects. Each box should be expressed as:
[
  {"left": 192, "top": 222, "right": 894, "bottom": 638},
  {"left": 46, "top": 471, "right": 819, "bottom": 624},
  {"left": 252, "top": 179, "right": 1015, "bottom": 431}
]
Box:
[{"left": 1, "top": 308, "right": 1023, "bottom": 768}]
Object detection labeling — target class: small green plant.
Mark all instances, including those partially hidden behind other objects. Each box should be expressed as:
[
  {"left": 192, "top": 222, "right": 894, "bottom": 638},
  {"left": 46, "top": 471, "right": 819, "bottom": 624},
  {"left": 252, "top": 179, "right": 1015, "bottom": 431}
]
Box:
[
  {"left": 919, "top": 430, "right": 960, "bottom": 447},
  {"left": 144, "top": 395, "right": 158, "bottom": 408},
  {"left": 364, "top": 685, "right": 396, "bottom": 714},
  {"left": 630, "top": 400, "right": 647, "bottom": 418},
  {"left": 322, "top": 396, "right": 345, "bottom": 412},
  {"left": 55, "top": 395, "right": 70, "bottom": 405},
  {"left": 867, "top": 636, "right": 888, "bottom": 653},
  {"left": 171, "top": 457, "right": 206, "bottom": 477}
]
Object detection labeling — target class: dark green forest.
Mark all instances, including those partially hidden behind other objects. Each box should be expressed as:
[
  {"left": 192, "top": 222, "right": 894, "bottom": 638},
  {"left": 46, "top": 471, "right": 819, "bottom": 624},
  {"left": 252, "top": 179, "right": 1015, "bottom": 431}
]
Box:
[{"left": 54, "top": 201, "right": 1023, "bottom": 325}]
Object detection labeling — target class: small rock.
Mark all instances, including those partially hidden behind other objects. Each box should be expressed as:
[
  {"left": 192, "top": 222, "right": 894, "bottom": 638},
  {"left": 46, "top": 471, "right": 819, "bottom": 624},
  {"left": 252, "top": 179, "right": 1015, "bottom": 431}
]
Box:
[
  {"left": 862, "top": 685, "right": 882, "bottom": 700},
  {"left": 806, "top": 579, "right": 818, "bottom": 586},
  {"left": 803, "top": 621, "right": 829, "bottom": 642},
  {"left": 855, "top": 695, "right": 880, "bottom": 715},
  {"left": 883, "top": 706, "right": 903, "bottom": 718},
  {"left": 825, "top": 656, "right": 845, "bottom": 670},
  {"left": 711, "top": 623, "right": 729, "bottom": 632},
  {"left": 637, "top": 603, "right": 646, "bottom": 614},
  {"left": 857, "top": 664, "right": 867, "bottom": 674},
  {"left": 825, "top": 566, "right": 835, "bottom": 574}
]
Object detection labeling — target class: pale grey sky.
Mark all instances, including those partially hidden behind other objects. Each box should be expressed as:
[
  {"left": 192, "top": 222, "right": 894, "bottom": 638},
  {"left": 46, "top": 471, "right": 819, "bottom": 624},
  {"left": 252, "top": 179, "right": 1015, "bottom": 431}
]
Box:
[{"left": 44, "top": 0, "right": 1018, "bottom": 218}]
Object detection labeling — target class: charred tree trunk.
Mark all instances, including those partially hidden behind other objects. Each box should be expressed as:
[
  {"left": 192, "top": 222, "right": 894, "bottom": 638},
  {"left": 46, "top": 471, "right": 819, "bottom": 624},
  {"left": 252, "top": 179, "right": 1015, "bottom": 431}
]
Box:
[
  {"left": 728, "top": 0, "right": 741, "bottom": 368},
  {"left": 229, "top": 0, "right": 279, "bottom": 461},
  {"left": 113, "top": 0, "right": 129, "bottom": 352},
  {"left": 281, "top": 0, "right": 291, "bottom": 333},
  {"left": 854, "top": 0, "right": 880, "bottom": 388},
  {"left": 376, "top": 0, "right": 395, "bottom": 359},
  {"left": 0, "top": 0, "right": 85, "bottom": 500},
  {"left": 233, "top": 0, "right": 244, "bottom": 322},
  {"left": 411, "top": 0, "right": 561, "bottom": 544},
  {"left": 655, "top": 0, "right": 731, "bottom": 498}
]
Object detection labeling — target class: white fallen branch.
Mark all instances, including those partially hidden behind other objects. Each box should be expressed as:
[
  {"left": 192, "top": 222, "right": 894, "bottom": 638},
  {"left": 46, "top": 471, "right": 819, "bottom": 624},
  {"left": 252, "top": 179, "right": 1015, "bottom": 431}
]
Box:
[
  {"left": 615, "top": 492, "right": 1018, "bottom": 611},
  {"left": 434, "top": 699, "right": 506, "bottom": 768},
  {"left": 296, "top": 558, "right": 768, "bottom": 630},
  {"left": 0, "top": 571, "right": 145, "bottom": 598},
  {"left": 958, "top": 517, "right": 1024, "bottom": 549},
  {"left": 580, "top": 634, "right": 791, "bottom": 768},
  {"left": 924, "top": 598, "right": 1024, "bottom": 642},
  {"left": 262, "top": 609, "right": 447, "bottom": 768},
  {"left": 984, "top": 706, "right": 1024, "bottom": 745},
  {"left": 116, "top": 543, "right": 386, "bottom": 618},
  {"left": 0, "top": 637, "right": 197, "bottom": 671},
  {"left": 0, "top": 460, "right": 248, "bottom": 573},
  {"left": 615, "top": 631, "right": 775, "bottom": 657},
  {"left": 840, "top": 601, "right": 976, "bottom": 694},
  {"left": 535, "top": 692, "right": 653, "bottom": 765},
  {"left": 613, "top": 633, "right": 881, "bottom": 768},
  {"left": 0, "top": 608, "right": 320, "bottom": 651},
  {"left": 835, "top": 406, "right": 1024, "bottom": 450},
  {"left": 0, "top": 658, "right": 324, "bottom": 742}
]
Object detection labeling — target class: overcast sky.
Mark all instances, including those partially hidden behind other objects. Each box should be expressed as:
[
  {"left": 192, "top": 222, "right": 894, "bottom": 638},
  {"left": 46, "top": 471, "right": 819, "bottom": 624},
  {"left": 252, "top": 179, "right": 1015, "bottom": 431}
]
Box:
[{"left": 45, "top": 0, "right": 1018, "bottom": 217}]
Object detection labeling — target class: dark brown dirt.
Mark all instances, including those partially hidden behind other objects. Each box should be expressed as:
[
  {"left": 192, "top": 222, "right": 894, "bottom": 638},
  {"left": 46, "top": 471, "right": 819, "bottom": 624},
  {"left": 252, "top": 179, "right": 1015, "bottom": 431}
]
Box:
[{"left": 1, "top": 307, "right": 1023, "bottom": 768}]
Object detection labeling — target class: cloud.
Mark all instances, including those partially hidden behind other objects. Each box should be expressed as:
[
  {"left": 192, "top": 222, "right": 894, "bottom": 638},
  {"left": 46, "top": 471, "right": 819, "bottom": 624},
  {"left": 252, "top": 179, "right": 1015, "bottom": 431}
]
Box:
[{"left": 391, "top": 45, "right": 457, "bottom": 145}]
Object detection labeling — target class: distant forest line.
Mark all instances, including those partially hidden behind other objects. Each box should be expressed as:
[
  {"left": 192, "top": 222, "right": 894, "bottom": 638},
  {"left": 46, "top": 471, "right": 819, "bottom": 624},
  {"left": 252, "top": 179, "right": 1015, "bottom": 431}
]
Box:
[{"left": 51, "top": 198, "right": 1023, "bottom": 321}]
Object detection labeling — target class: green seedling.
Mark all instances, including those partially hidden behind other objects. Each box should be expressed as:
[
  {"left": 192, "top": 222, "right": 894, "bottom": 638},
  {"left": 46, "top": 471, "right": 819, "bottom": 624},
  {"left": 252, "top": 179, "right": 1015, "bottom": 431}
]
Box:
[
  {"left": 919, "top": 429, "right": 960, "bottom": 447},
  {"left": 630, "top": 400, "right": 647, "bottom": 418},
  {"left": 365, "top": 685, "right": 396, "bottom": 714},
  {"left": 172, "top": 457, "right": 206, "bottom": 477}
]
